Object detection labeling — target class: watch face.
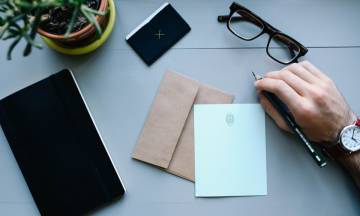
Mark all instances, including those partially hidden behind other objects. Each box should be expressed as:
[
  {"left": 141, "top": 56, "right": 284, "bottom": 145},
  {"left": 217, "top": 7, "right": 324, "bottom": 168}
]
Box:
[{"left": 340, "top": 125, "right": 360, "bottom": 152}]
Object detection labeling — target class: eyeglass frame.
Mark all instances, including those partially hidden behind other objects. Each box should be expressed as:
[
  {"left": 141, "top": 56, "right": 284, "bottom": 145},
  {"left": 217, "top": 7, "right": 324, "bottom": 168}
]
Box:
[{"left": 218, "top": 2, "right": 308, "bottom": 65}]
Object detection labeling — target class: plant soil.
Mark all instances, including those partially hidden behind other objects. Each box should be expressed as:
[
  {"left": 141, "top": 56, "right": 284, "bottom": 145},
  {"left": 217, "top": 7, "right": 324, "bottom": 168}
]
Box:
[{"left": 39, "top": 0, "right": 100, "bottom": 35}]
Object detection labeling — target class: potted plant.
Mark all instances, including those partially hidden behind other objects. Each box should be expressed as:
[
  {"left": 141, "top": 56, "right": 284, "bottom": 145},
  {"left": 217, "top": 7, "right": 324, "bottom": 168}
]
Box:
[{"left": 0, "top": 0, "right": 116, "bottom": 60}]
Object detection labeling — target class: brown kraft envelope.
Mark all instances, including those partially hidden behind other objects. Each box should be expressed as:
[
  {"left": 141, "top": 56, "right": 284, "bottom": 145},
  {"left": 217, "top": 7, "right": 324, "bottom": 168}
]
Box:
[{"left": 132, "top": 70, "right": 234, "bottom": 181}]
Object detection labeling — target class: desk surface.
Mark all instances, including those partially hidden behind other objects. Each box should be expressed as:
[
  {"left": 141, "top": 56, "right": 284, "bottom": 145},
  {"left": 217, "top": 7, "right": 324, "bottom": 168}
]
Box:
[{"left": 0, "top": 0, "right": 360, "bottom": 215}]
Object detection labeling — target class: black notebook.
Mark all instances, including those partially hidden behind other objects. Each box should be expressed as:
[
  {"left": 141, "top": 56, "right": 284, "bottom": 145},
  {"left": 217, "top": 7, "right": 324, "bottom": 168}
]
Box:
[
  {"left": 126, "top": 3, "right": 191, "bottom": 65},
  {"left": 0, "top": 69, "right": 125, "bottom": 215}
]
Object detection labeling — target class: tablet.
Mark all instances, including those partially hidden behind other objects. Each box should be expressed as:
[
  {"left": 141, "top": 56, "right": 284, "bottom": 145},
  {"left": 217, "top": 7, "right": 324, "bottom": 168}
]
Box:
[{"left": 0, "top": 69, "right": 125, "bottom": 215}]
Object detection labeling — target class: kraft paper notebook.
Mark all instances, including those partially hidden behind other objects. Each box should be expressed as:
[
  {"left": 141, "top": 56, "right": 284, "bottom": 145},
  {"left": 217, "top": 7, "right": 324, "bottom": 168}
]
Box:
[{"left": 132, "top": 71, "right": 234, "bottom": 181}]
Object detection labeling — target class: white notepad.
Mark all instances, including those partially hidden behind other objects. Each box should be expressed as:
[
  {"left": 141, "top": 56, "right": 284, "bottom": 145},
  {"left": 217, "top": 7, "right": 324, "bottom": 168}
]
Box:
[{"left": 194, "top": 104, "right": 267, "bottom": 197}]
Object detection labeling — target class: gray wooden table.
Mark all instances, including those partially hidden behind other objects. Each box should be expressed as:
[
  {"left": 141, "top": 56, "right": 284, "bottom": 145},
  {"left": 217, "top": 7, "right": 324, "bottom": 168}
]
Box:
[{"left": 1, "top": 0, "right": 359, "bottom": 215}]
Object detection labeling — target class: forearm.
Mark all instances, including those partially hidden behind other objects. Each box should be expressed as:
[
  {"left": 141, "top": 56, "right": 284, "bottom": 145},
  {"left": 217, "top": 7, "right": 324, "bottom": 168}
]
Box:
[{"left": 339, "top": 152, "right": 360, "bottom": 189}]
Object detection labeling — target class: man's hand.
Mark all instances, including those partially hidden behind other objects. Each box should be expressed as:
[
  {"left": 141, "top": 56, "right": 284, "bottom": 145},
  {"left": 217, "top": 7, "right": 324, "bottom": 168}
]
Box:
[{"left": 255, "top": 61, "right": 356, "bottom": 143}]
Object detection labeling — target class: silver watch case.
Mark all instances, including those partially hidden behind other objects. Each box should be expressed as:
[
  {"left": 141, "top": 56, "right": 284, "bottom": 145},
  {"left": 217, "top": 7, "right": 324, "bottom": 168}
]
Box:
[{"left": 338, "top": 124, "right": 360, "bottom": 153}]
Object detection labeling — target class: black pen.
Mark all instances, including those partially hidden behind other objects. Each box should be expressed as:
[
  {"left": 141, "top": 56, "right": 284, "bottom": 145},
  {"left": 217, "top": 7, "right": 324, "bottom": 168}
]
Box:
[{"left": 252, "top": 71, "right": 327, "bottom": 167}]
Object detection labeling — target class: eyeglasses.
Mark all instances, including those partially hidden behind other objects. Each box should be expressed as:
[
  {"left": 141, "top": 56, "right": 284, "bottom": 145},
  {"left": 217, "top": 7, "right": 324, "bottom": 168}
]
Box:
[{"left": 218, "top": 2, "right": 308, "bottom": 65}]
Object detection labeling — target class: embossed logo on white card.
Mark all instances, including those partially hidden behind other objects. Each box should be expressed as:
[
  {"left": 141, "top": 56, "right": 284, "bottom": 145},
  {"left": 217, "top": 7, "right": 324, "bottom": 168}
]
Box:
[{"left": 225, "top": 113, "right": 234, "bottom": 126}]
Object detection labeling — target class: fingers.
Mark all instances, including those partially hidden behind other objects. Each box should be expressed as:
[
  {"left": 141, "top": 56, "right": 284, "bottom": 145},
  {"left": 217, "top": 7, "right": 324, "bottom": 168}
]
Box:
[
  {"left": 258, "top": 94, "right": 291, "bottom": 132},
  {"left": 283, "top": 63, "right": 320, "bottom": 84},
  {"left": 261, "top": 61, "right": 330, "bottom": 97},
  {"left": 299, "top": 61, "right": 329, "bottom": 81},
  {"left": 255, "top": 77, "right": 303, "bottom": 113},
  {"left": 265, "top": 70, "right": 310, "bottom": 96}
]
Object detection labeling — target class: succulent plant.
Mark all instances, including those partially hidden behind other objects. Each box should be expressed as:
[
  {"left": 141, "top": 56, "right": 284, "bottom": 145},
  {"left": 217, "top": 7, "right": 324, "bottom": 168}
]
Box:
[{"left": 0, "top": 0, "right": 106, "bottom": 60}]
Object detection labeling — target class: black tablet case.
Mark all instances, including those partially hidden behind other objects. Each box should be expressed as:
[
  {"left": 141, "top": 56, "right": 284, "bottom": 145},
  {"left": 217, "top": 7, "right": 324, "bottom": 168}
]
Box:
[
  {"left": 0, "top": 69, "right": 125, "bottom": 215},
  {"left": 126, "top": 3, "right": 191, "bottom": 65}
]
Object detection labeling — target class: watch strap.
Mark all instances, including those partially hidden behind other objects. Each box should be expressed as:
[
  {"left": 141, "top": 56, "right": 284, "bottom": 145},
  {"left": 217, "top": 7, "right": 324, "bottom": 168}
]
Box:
[
  {"left": 356, "top": 119, "right": 360, "bottom": 127},
  {"left": 322, "top": 144, "right": 348, "bottom": 161}
]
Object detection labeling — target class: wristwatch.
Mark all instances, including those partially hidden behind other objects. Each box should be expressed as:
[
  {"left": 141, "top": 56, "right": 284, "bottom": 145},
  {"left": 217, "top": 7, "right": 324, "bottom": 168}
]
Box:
[
  {"left": 324, "top": 118, "right": 360, "bottom": 159},
  {"left": 338, "top": 118, "right": 360, "bottom": 152}
]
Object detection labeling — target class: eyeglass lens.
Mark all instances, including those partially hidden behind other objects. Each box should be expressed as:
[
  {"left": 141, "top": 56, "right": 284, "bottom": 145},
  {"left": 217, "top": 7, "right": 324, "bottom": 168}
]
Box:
[
  {"left": 267, "top": 34, "right": 300, "bottom": 64},
  {"left": 228, "top": 10, "right": 264, "bottom": 40}
]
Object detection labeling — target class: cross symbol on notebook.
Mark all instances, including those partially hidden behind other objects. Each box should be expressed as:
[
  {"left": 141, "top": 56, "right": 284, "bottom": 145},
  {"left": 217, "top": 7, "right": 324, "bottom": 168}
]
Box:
[{"left": 154, "top": 30, "right": 165, "bottom": 40}]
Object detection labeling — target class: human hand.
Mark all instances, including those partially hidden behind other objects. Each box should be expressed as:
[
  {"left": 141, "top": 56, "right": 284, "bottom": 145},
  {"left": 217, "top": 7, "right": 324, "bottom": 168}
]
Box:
[{"left": 255, "top": 61, "right": 356, "bottom": 143}]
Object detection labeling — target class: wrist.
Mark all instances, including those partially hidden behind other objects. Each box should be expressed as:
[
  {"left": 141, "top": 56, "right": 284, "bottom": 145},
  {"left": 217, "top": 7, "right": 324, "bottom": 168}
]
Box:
[
  {"left": 337, "top": 139, "right": 360, "bottom": 189},
  {"left": 338, "top": 150, "right": 360, "bottom": 172}
]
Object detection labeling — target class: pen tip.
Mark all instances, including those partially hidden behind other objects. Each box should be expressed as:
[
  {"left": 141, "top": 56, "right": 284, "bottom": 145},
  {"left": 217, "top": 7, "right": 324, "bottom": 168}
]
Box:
[
  {"left": 251, "top": 71, "right": 256, "bottom": 78},
  {"left": 251, "top": 71, "right": 262, "bottom": 80}
]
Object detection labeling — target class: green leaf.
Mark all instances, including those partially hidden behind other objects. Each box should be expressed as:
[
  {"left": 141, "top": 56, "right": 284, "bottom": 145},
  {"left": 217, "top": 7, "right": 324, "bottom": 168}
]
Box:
[
  {"left": 10, "top": 13, "right": 24, "bottom": 22},
  {"left": 3, "top": 32, "right": 16, "bottom": 40},
  {"left": 23, "top": 9, "right": 41, "bottom": 57},
  {"left": 82, "top": 4, "right": 108, "bottom": 16},
  {"left": 8, "top": 27, "right": 19, "bottom": 34},
  {"left": 81, "top": 5, "right": 102, "bottom": 36},
  {"left": 13, "top": 0, "right": 33, "bottom": 8},
  {"left": 64, "top": 5, "right": 79, "bottom": 37},
  {"left": 23, "top": 33, "right": 42, "bottom": 49},
  {"left": 0, "top": 6, "right": 7, "bottom": 13},
  {"left": 0, "top": 22, "right": 10, "bottom": 38},
  {"left": 37, "top": 1, "right": 62, "bottom": 8},
  {"left": 7, "top": 35, "right": 21, "bottom": 60}
]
